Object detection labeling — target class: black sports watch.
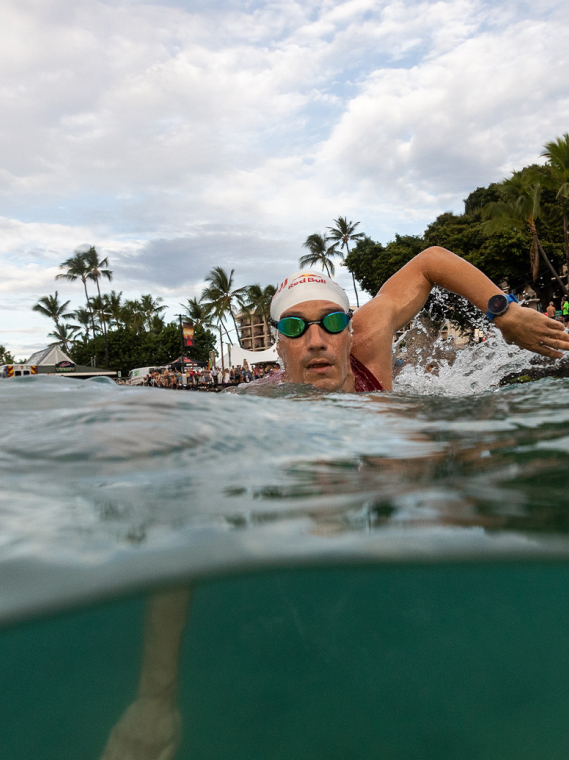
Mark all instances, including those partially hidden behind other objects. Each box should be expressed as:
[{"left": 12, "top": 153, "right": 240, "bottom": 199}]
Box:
[{"left": 486, "top": 293, "right": 518, "bottom": 322}]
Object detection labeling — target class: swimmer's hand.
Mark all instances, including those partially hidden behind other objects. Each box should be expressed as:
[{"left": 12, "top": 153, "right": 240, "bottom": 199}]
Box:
[
  {"left": 494, "top": 304, "right": 569, "bottom": 358},
  {"left": 100, "top": 697, "right": 181, "bottom": 760}
]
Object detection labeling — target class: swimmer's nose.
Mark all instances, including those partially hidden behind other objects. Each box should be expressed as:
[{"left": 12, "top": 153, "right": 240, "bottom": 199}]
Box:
[{"left": 305, "top": 323, "right": 327, "bottom": 350}]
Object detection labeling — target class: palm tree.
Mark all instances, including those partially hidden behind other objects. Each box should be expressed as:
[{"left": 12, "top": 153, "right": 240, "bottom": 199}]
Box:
[
  {"left": 327, "top": 217, "right": 365, "bottom": 307},
  {"left": 180, "top": 296, "right": 215, "bottom": 329},
  {"left": 121, "top": 299, "right": 146, "bottom": 332},
  {"left": 47, "top": 323, "right": 79, "bottom": 355},
  {"left": 139, "top": 294, "right": 167, "bottom": 329},
  {"left": 148, "top": 314, "right": 166, "bottom": 334},
  {"left": 243, "top": 284, "right": 276, "bottom": 318},
  {"left": 242, "top": 284, "right": 277, "bottom": 345},
  {"left": 84, "top": 247, "right": 113, "bottom": 367},
  {"left": 201, "top": 267, "right": 248, "bottom": 347},
  {"left": 85, "top": 247, "right": 113, "bottom": 294},
  {"left": 89, "top": 295, "right": 112, "bottom": 334},
  {"left": 103, "top": 291, "right": 124, "bottom": 328},
  {"left": 32, "top": 292, "right": 73, "bottom": 327},
  {"left": 542, "top": 134, "right": 569, "bottom": 270},
  {"left": 56, "top": 251, "right": 96, "bottom": 334},
  {"left": 69, "top": 308, "right": 93, "bottom": 342},
  {"left": 484, "top": 172, "right": 568, "bottom": 294},
  {"left": 299, "top": 233, "right": 339, "bottom": 278}
]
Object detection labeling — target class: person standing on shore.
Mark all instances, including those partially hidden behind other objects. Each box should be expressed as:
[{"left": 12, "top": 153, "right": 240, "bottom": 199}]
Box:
[
  {"left": 547, "top": 301, "right": 557, "bottom": 318},
  {"left": 562, "top": 297, "right": 569, "bottom": 325}
]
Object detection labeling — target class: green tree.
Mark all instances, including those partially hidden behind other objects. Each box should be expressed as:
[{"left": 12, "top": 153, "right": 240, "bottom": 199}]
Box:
[
  {"left": 148, "top": 314, "right": 166, "bottom": 334},
  {"left": 343, "top": 236, "right": 385, "bottom": 295},
  {"left": 139, "top": 294, "right": 167, "bottom": 329},
  {"left": 463, "top": 184, "right": 501, "bottom": 215},
  {"left": 0, "top": 345, "right": 15, "bottom": 364},
  {"left": 191, "top": 323, "right": 217, "bottom": 363},
  {"left": 345, "top": 230, "right": 486, "bottom": 335},
  {"left": 483, "top": 170, "right": 568, "bottom": 294},
  {"left": 201, "top": 267, "right": 247, "bottom": 347},
  {"left": 242, "top": 283, "right": 277, "bottom": 344},
  {"left": 72, "top": 321, "right": 216, "bottom": 376},
  {"left": 345, "top": 234, "right": 425, "bottom": 295},
  {"left": 121, "top": 299, "right": 146, "bottom": 333},
  {"left": 70, "top": 307, "right": 93, "bottom": 342},
  {"left": 47, "top": 323, "right": 79, "bottom": 355},
  {"left": 103, "top": 291, "right": 124, "bottom": 328},
  {"left": 243, "top": 283, "right": 276, "bottom": 315},
  {"left": 85, "top": 247, "right": 113, "bottom": 296},
  {"left": 327, "top": 216, "right": 365, "bottom": 306},
  {"left": 181, "top": 297, "right": 214, "bottom": 329},
  {"left": 299, "top": 233, "right": 338, "bottom": 277},
  {"left": 542, "top": 133, "right": 569, "bottom": 270},
  {"left": 84, "top": 247, "right": 113, "bottom": 366},
  {"left": 56, "top": 251, "right": 96, "bottom": 334},
  {"left": 89, "top": 295, "right": 112, "bottom": 335},
  {"left": 32, "top": 291, "right": 73, "bottom": 327}
]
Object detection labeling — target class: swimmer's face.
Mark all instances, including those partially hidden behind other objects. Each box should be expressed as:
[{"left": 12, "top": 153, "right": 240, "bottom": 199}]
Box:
[{"left": 276, "top": 300, "right": 354, "bottom": 392}]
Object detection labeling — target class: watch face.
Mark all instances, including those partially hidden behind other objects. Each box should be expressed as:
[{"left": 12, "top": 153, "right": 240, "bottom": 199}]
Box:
[{"left": 488, "top": 294, "right": 508, "bottom": 316}]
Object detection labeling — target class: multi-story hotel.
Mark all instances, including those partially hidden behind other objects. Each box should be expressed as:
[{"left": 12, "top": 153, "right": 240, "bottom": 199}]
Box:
[{"left": 235, "top": 311, "right": 273, "bottom": 351}]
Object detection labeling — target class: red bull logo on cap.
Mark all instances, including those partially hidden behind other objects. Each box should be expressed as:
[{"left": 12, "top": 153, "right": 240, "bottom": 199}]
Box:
[
  {"left": 271, "top": 269, "right": 349, "bottom": 321},
  {"left": 289, "top": 273, "right": 326, "bottom": 288}
]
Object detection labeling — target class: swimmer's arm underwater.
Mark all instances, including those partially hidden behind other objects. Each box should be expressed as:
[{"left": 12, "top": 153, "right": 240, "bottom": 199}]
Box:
[{"left": 351, "top": 246, "right": 569, "bottom": 389}]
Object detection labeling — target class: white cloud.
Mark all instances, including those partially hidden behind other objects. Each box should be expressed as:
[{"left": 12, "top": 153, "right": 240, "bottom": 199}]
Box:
[{"left": 1, "top": 0, "right": 569, "bottom": 356}]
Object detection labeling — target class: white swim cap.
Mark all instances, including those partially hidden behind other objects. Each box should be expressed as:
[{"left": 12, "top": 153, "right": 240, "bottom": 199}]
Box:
[{"left": 270, "top": 270, "right": 350, "bottom": 321}]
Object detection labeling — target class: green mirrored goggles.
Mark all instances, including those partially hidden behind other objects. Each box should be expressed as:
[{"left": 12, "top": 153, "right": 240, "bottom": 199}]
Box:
[{"left": 271, "top": 310, "right": 353, "bottom": 339}]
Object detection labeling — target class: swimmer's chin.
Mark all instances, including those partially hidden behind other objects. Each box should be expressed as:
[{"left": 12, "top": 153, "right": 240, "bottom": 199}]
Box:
[
  {"left": 302, "top": 373, "right": 346, "bottom": 392},
  {"left": 280, "top": 369, "right": 348, "bottom": 393}
]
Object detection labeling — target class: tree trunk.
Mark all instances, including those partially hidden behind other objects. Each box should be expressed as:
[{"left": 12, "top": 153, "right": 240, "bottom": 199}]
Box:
[
  {"left": 230, "top": 311, "right": 242, "bottom": 347},
  {"left": 530, "top": 235, "right": 540, "bottom": 281},
  {"left": 263, "top": 314, "right": 273, "bottom": 346},
  {"left": 534, "top": 229, "right": 569, "bottom": 295},
  {"left": 219, "top": 324, "right": 224, "bottom": 373},
  {"left": 95, "top": 278, "right": 109, "bottom": 368},
  {"left": 343, "top": 244, "right": 360, "bottom": 308},
  {"left": 222, "top": 321, "right": 233, "bottom": 366},
  {"left": 564, "top": 213, "right": 569, "bottom": 274},
  {"left": 83, "top": 278, "right": 97, "bottom": 336},
  {"left": 351, "top": 271, "right": 360, "bottom": 308}
]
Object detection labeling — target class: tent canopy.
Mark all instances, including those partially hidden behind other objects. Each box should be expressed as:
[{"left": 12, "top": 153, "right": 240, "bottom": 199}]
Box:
[
  {"left": 221, "top": 344, "right": 279, "bottom": 369},
  {"left": 27, "top": 345, "right": 74, "bottom": 366},
  {"left": 169, "top": 356, "right": 206, "bottom": 368}
]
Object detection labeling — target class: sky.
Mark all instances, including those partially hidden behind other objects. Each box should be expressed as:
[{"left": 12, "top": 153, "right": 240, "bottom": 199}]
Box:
[{"left": 1, "top": 0, "right": 569, "bottom": 358}]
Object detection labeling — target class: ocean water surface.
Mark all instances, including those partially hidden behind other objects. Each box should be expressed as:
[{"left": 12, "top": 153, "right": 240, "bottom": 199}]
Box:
[
  {"left": 2, "top": 336, "right": 569, "bottom": 619},
  {"left": 3, "top": 337, "right": 569, "bottom": 759}
]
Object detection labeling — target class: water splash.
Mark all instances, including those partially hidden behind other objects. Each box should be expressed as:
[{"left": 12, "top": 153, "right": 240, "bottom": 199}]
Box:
[{"left": 393, "top": 289, "right": 566, "bottom": 396}]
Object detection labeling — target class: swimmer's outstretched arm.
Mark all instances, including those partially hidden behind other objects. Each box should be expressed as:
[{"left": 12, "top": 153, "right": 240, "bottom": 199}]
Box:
[
  {"left": 100, "top": 587, "right": 192, "bottom": 760},
  {"left": 351, "top": 246, "right": 569, "bottom": 389}
]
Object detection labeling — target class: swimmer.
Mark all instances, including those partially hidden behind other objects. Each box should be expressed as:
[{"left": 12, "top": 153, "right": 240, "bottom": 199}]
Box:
[{"left": 266, "top": 246, "right": 569, "bottom": 392}]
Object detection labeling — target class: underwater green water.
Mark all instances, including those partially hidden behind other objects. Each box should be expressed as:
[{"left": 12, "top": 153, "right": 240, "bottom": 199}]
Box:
[{"left": 3, "top": 562, "right": 569, "bottom": 760}]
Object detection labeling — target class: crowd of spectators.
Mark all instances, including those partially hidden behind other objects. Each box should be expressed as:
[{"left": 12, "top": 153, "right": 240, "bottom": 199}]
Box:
[{"left": 137, "top": 364, "right": 279, "bottom": 390}]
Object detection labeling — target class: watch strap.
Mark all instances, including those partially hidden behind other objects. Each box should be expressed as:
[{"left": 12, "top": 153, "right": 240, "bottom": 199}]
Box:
[{"left": 486, "top": 294, "right": 518, "bottom": 322}]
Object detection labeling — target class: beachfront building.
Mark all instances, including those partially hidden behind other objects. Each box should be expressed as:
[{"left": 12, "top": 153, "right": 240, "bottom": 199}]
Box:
[{"left": 235, "top": 310, "right": 272, "bottom": 351}]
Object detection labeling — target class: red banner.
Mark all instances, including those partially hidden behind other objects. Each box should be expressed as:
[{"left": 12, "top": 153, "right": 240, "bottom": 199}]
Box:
[{"left": 182, "top": 323, "right": 194, "bottom": 347}]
